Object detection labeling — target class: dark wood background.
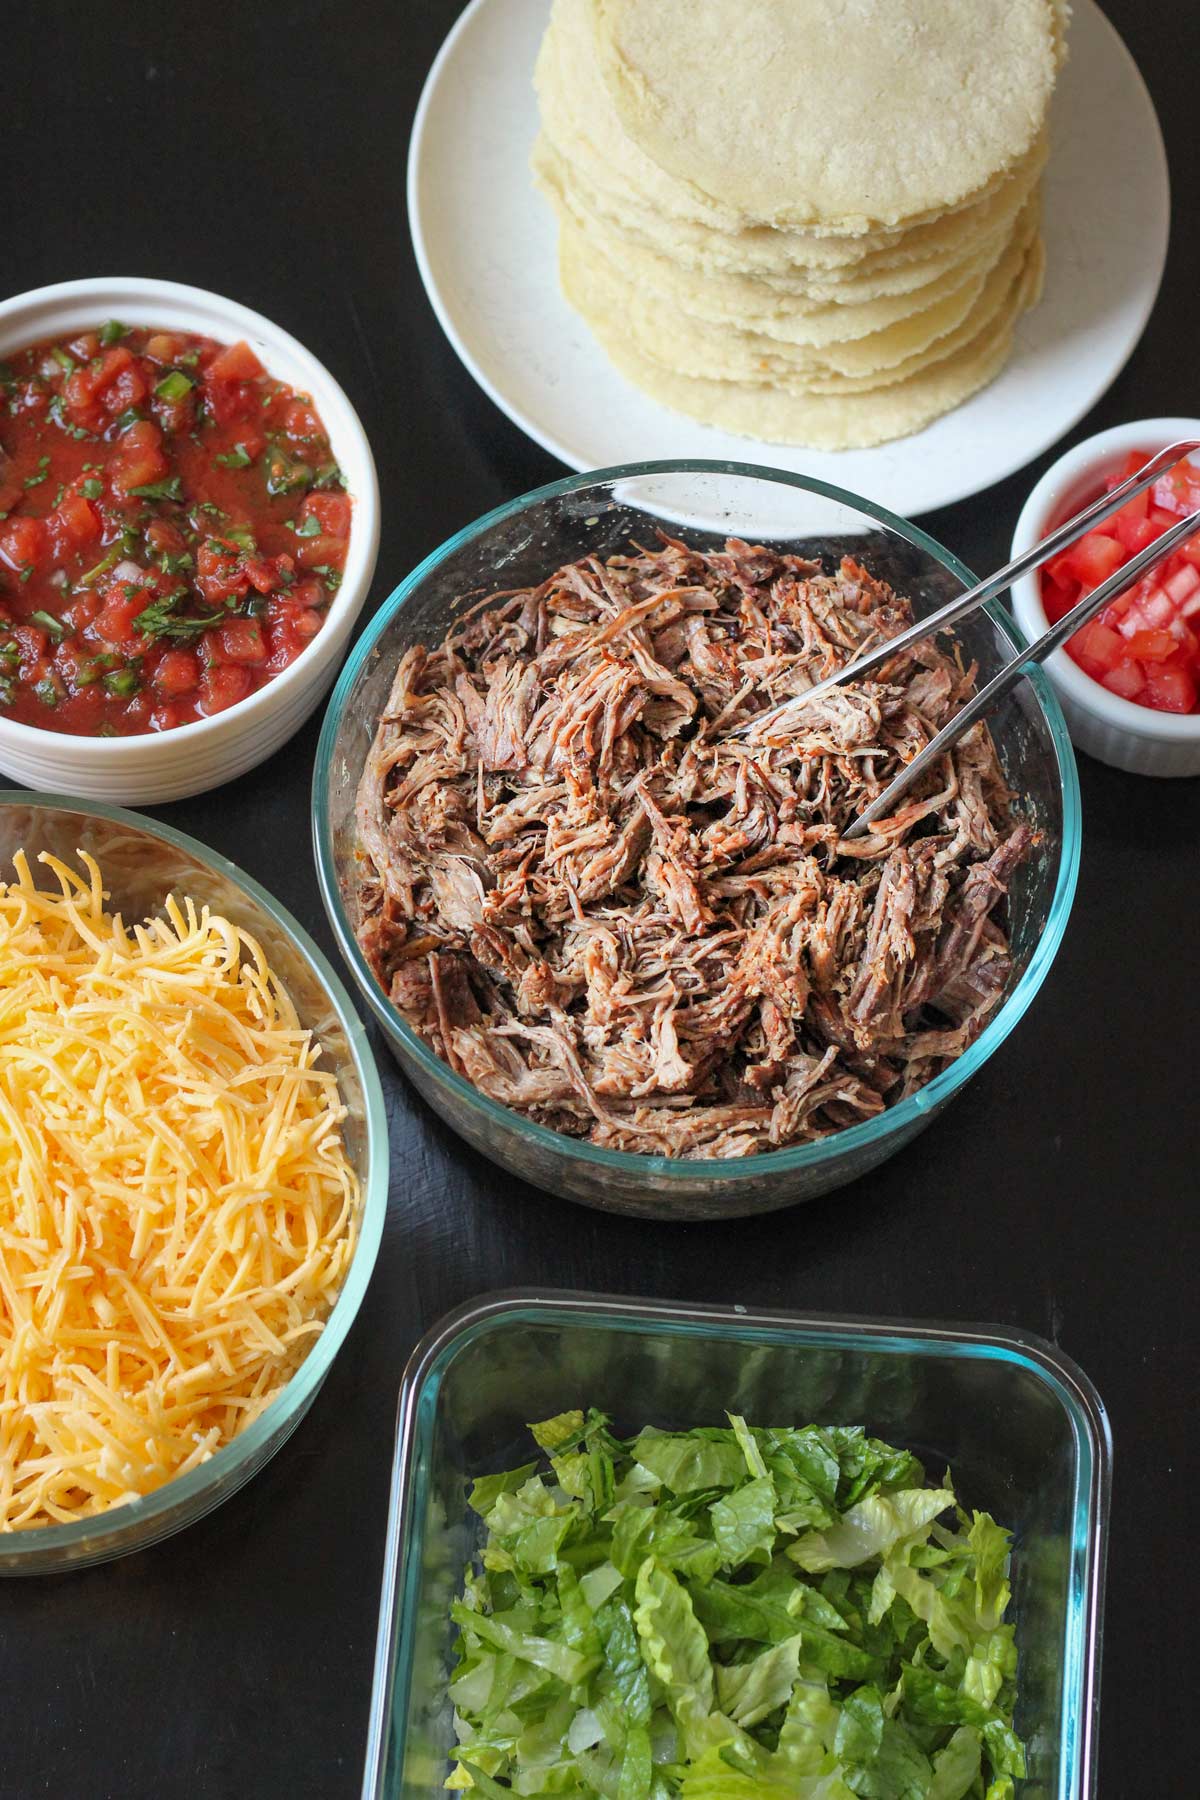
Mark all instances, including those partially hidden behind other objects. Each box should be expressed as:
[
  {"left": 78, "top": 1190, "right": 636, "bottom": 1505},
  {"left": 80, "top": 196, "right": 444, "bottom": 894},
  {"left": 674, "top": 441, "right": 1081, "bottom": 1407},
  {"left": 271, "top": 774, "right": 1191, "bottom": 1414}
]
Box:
[{"left": 2, "top": 3, "right": 1196, "bottom": 1795}]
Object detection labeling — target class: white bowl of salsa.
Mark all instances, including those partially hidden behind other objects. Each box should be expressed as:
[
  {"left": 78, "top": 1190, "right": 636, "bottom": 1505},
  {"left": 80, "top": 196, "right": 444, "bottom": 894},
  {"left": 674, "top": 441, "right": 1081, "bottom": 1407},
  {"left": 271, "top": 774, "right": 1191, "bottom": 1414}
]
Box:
[
  {"left": 0, "top": 277, "right": 379, "bottom": 801},
  {"left": 1011, "top": 418, "right": 1200, "bottom": 778}
]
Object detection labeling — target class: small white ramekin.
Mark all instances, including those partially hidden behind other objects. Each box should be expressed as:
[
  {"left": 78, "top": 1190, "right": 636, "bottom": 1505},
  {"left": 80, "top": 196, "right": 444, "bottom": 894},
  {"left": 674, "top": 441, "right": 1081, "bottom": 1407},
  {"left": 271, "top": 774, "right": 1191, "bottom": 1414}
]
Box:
[
  {"left": 1011, "top": 418, "right": 1200, "bottom": 778},
  {"left": 0, "top": 278, "right": 379, "bottom": 803}
]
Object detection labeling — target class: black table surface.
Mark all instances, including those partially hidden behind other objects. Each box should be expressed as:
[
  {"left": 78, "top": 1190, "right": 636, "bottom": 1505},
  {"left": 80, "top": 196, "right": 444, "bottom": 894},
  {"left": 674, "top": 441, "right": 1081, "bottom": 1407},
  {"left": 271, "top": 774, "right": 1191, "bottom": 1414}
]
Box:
[{"left": 3, "top": 4, "right": 1197, "bottom": 1796}]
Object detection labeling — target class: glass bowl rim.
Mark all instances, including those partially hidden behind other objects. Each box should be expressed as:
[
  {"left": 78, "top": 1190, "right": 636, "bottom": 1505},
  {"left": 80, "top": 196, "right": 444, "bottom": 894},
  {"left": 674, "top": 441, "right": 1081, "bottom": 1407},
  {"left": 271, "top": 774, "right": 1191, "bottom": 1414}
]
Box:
[
  {"left": 0, "top": 788, "right": 388, "bottom": 1565},
  {"left": 314, "top": 457, "right": 1081, "bottom": 1185}
]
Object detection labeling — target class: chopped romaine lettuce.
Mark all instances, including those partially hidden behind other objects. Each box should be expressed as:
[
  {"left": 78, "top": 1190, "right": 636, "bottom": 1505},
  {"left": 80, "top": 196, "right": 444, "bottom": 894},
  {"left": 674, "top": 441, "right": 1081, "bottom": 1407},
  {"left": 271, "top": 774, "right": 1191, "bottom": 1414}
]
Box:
[{"left": 449, "top": 1414, "right": 1025, "bottom": 1799}]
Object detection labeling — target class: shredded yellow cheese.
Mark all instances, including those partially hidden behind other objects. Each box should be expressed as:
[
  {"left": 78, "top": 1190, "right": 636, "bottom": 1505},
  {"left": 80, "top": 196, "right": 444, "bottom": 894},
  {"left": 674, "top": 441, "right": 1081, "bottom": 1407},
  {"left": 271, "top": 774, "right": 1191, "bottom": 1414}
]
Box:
[{"left": 0, "top": 849, "right": 360, "bottom": 1530}]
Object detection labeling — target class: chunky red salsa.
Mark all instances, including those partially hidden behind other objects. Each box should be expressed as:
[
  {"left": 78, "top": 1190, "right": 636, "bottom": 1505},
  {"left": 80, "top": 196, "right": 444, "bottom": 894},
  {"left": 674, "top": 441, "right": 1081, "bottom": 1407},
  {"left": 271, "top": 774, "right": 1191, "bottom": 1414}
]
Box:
[{"left": 0, "top": 323, "right": 351, "bottom": 734}]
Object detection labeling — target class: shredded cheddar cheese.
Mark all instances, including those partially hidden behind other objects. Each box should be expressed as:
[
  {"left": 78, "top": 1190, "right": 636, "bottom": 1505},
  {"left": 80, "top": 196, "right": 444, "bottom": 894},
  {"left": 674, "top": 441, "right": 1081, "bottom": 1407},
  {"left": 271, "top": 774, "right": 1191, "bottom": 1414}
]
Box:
[{"left": 0, "top": 849, "right": 360, "bottom": 1530}]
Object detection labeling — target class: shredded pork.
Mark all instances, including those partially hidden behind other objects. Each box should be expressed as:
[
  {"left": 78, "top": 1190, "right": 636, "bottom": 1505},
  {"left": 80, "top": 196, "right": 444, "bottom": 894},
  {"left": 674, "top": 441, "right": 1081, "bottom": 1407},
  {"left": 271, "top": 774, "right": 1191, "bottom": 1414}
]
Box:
[{"left": 354, "top": 538, "right": 1030, "bottom": 1158}]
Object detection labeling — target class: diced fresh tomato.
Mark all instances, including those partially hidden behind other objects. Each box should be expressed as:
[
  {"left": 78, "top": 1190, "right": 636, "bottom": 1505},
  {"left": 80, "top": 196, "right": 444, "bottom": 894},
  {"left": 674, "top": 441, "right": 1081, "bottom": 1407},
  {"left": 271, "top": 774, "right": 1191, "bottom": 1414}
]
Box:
[
  {"left": 1124, "top": 628, "right": 1178, "bottom": 663},
  {"left": 93, "top": 586, "right": 149, "bottom": 645},
  {"left": 202, "top": 377, "right": 255, "bottom": 428},
  {"left": 299, "top": 491, "right": 351, "bottom": 538},
  {"left": 1106, "top": 450, "right": 1153, "bottom": 493},
  {"left": 1140, "top": 587, "right": 1176, "bottom": 628},
  {"left": 1100, "top": 662, "right": 1145, "bottom": 700},
  {"left": 1152, "top": 462, "right": 1200, "bottom": 517},
  {"left": 1113, "top": 512, "right": 1159, "bottom": 556},
  {"left": 0, "top": 516, "right": 47, "bottom": 573},
  {"left": 110, "top": 418, "right": 169, "bottom": 496},
  {"left": 1041, "top": 576, "right": 1078, "bottom": 625},
  {"left": 1144, "top": 659, "right": 1197, "bottom": 713},
  {"left": 296, "top": 533, "right": 346, "bottom": 572},
  {"left": 1164, "top": 564, "right": 1200, "bottom": 607},
  {"left": 207, "top": 340, "right": 265, "bottom": 383},
  {"left": 242, "top": 556, "right": 281, "bottom": 596},
  {"left": 282, "top": 398, "right": 322, "bottom": 442},
  {"left": 63, "top": 346, "right": 150, "bottom": 434},
  {"left": 100, "top": 361, "right": 148, "bottom": 418},
  {"left": 1066, "top": 531, "right": 1125, "bottom": 588},
  {"left": 153, "top": 649, "right": 200, "bottom": 695},
  {"left": 215, "top": 617, "right": 267, "bottom": 664},
  {"left": 198, "top": 663, "right": 253, "bottom": 714},
  {"left": 195, "top": 539, "right": 249, "bottom": 604},
  {"left": 145, "top": 333, "right": 180, "bottom": 363},
  {"left": 1072, "top": 620, "right": 1124, "bottom": 673},
  {"left": 146, "top": 518, "right": 187, "bottom": 557},
  {"left": 46, "top": 494, "right": 102, "bottom": 559},
  {"left": 12, "top": 623, "right": 50, "bottom": 672}
]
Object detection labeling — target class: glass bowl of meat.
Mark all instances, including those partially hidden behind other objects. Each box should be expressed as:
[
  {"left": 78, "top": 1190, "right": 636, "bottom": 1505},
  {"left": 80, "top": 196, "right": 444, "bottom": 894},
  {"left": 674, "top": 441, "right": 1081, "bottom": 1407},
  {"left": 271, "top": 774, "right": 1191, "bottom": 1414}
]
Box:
[{"left": 313, "top": 463, "right": 1080, "bottom": 1220}]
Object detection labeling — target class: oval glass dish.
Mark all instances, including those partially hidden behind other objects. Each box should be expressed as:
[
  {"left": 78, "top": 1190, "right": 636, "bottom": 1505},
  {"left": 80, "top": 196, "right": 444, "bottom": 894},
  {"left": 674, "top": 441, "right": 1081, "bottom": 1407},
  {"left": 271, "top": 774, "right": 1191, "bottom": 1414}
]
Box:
[
  {"left": 0, "top": 793, "right": 388, "bottom": 1575},
  {"left": 314, "top": 463, "right": 1081, "bottom": 1221}
]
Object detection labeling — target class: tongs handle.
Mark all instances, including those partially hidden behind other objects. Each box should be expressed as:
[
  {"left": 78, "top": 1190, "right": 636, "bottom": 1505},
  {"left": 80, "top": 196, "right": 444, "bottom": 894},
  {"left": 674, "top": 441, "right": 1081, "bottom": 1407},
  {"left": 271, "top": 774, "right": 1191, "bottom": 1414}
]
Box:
[
  {"left": 741, "top": 439, "right": 1200, "bottom": 742},
  {"left": 844, "top": 502, "right": 1200, "bottom": 839}
]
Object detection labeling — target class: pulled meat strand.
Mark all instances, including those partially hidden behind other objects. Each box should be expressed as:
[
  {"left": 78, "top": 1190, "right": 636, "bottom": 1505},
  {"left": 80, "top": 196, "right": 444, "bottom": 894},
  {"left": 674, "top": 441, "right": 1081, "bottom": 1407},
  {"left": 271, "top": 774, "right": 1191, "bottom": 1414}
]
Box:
[{"left": 354, "top": 538, "right": 1030, "bottom": 1159}]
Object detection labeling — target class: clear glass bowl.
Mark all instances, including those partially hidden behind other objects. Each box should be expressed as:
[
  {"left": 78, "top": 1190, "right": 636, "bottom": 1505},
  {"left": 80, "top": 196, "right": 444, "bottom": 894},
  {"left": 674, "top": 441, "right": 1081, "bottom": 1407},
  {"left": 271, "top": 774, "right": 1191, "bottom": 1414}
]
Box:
[
  {"left": 0, "top": 793, "right": 388, "bottom": 1575},
  {"left": 314, "top": 463, "right": 1081, "bottom": 1220},
  {"left": 364, "top": 1291, "right": 1111, "bottom": 1800}
]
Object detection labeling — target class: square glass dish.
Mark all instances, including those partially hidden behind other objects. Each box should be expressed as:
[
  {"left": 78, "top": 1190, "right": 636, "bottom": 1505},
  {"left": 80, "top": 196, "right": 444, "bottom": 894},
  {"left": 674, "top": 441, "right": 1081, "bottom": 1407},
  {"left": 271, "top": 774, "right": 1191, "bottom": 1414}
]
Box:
[{"left": 363, "top": 1292, "right": 1110, "bottom": 1800}]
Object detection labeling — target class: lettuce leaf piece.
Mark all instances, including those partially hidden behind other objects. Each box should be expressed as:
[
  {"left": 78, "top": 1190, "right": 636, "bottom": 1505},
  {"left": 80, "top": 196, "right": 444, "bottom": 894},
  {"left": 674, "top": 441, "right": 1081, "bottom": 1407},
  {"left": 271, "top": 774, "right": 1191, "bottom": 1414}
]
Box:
[
  {"left": 967, "top": 1512, "right": 1013, "bottom": 1630},
  {"left": 822, "top": 1428, "right": 926, "bottom": 1506},
  {"left": 727, "top": 1414, "right": 769, "bottom": 1480},
  {"left": 610, "top": 1503, "right": 721, "bottom": 1584},
  {"left": 631, "top": 1430, "right": 748, "bottom": 1495},
  {"left": 927, "top": 1726, "right": 982, "bottom": 1800},
  {"left": 788, "top": 1490, "right": 955, "bottom": 1573},
  {"left": 616, "top": 1721, "right": 652, "bottom": 1800},
  {"left": 557, "top": 1564, "right": 603, "bottom": 1661},
  {"left": 581, "top": 1562, "right": 624, "bottom": 1612},
  {"left": 469, "top": 1462, "right": 540, "bottom": 1517},
  {"left": 633, "top": 1558, "right": 716, "bottom": 1736},
  {"left": 595, "top": 1597, "right": 652, "bottom": 1725},
  {"left": 961, "top": 1626, "right": 1017, "bottom": 1711},
  {"left": 710, "top": 1475, "right": 777, "bottom": 1567},
  {"left": 899, "top": 1665, "right": 993, "bottom": 1730},
  {"left": 679, "top": 1741, "right": 855, "bottom": 1800},
  {"left": 833, "top": 1685, "right": 884, "bottom": 1764},
  {"left": 980, "top": 1719, "right": 1026, "bottom": 1780},
  {"left": 837, "top": 1711, "right": 933, "bottom": 1799},
  {"left": 531, "top": 1412, "right": 587, "bottom": 1452},
  {"left": 879, "top": 1558, "right": 975, "bottom": 1661},
  {"left": 451, "top": 1601, "right": 598, "bottom": 1685},
  {"left": 715, "top": 1635, "right": 802, "bottom": 1727},
  {"left": 483, "top": 1479, "right": 578, "bottom": 1576}
]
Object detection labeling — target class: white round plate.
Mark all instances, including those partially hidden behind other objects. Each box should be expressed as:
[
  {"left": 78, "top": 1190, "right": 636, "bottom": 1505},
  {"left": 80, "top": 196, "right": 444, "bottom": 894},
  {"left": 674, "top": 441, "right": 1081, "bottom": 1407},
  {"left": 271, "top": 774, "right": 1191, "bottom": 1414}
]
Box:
[{"left": 409, "top": 0, "right": 1169, "bottom": 536}]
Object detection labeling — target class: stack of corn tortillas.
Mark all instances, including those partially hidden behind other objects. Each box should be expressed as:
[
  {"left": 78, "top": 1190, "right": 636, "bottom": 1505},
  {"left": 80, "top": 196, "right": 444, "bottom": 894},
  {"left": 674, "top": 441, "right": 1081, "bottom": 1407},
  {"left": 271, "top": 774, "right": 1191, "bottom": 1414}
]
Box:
[{"left": 533, "top": 0, "right": 1069, "bottom": 450}]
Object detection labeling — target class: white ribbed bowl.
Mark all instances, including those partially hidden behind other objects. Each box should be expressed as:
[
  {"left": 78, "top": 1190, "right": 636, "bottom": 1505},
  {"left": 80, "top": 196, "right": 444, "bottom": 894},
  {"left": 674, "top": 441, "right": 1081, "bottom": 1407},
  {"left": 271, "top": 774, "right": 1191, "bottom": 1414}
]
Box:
[
  {"left": 1012, "top": 419, "right": 1200, "bottom": 778},
  {"left": 0, "top": 278, "right": 380, "bottom": 803}
]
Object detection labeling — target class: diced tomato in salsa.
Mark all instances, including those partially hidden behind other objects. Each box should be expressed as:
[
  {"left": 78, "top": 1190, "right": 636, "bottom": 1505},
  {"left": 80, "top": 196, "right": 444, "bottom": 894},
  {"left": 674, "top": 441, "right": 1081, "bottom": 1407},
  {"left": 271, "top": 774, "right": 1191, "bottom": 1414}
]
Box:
[
  {"left": 1040, "top": 449, "right": 1200, "bottom": 715},
  {"left": 0, "top": 322, "right": 351, "bottom": 735}
]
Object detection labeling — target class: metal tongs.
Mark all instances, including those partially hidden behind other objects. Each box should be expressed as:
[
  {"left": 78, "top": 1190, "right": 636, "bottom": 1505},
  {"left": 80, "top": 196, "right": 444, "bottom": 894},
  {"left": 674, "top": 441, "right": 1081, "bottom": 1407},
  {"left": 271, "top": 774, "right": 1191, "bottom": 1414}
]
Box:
[{"left": 738, "top": 441, "right": 1200, "bottom": 838}]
